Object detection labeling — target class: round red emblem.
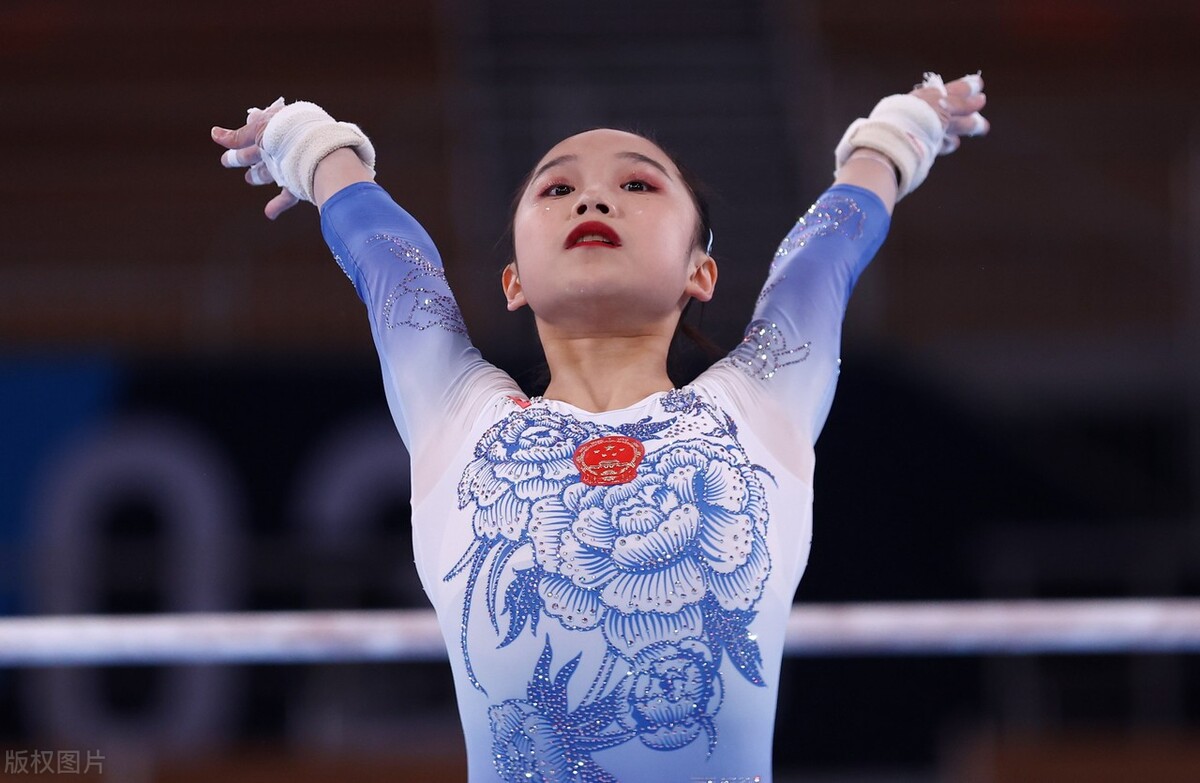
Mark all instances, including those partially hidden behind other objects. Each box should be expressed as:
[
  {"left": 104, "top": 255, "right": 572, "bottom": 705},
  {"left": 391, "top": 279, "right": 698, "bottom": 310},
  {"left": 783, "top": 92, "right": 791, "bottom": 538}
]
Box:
[{"left": 572, "top": 435, "right": 645, "bottom": 486}]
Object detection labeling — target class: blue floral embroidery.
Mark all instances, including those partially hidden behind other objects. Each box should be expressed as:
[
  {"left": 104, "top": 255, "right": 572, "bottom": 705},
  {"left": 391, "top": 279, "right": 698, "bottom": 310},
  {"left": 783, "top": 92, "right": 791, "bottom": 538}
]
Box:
[
  {"left": 620, "top": 639, "right": 722, "bottom": 753},
  {"left": 661, "top": 387, "right": 699, "bottom": 413},
  {"left": 490, "top": 639, "right": 631, "bottom": 783},
  {"left": 446, "top": 394, "right": 772, "bottom": 781},
  {"left": 458, "top": 407, "right": 594, "bottom": 542},
  {"left": 531, "top": 439, "right": 770, "bottom": 648},
  {"left": 448, "top": 407, "right": 598, "bottom": 690}
]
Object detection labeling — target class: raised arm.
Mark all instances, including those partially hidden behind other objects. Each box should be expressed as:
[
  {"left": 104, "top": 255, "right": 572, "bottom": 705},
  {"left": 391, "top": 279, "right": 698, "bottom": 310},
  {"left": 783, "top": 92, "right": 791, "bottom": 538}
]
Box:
[
  {"left": 834, "top": 73, "right": 989, "bottom": 213},
  {"left": 707, "top": 72, "right": 989, "bottom": 450},
  {"left": 211, "top": 99, "right": 520, "bottom": 479},
  {"left": 211, "top": 99, "right": 376, "bottom": 219}
]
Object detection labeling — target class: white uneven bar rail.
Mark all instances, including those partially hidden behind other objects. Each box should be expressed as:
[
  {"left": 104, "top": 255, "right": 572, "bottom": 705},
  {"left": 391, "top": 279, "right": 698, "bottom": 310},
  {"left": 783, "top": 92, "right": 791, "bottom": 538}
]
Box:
[{"left": 1, "top": 600, "right": 1199, "bottom": 666}]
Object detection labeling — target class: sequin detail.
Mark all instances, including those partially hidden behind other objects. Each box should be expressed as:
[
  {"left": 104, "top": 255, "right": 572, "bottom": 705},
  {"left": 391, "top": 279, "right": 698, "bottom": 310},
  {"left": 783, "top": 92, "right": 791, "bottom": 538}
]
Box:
[
  {"left": 446, "top": 393, "right": 774, "bottom": 780},
  {"left": 772, "top": 194, "right": 866, "bottom": 263},
  {"left": 331, "top": 252, "right": 353, "bottom": 283},
  {"left": 371, "top": 233, "right": 467, "bottom": 334},
  {"left": 725, "top": 320, "right": 811, "bottom": 381},
  {"left": 489, "top": 639, "right": 635, "bottom": 782},
  {"left": 755, "top": 276, "right": 782, "bottom": 306}
]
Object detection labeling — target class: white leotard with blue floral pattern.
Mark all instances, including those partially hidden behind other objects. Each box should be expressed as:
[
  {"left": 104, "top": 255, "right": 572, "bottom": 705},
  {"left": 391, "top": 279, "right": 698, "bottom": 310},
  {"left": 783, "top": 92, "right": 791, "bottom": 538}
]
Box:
[{"left": 320, "top": 181, "right": 889, "bottom": 783}]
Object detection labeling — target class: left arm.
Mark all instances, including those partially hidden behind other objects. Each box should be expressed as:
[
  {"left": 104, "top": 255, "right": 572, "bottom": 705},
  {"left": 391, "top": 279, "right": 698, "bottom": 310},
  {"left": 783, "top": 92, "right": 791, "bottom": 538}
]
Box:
[
  {"left": 835, "top": 73, "right": 989, "bottom": 214},
  {"left": 701, "top": 72, "right": 990, "bottom": 445},
  {"left": 213, "top": 99, "right": 376, "bottom": 220}
]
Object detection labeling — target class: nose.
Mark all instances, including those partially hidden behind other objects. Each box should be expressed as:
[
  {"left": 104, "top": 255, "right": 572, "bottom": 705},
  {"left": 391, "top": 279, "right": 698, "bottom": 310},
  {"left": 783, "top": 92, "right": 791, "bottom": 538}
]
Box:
[{"left": 575, "top": 200, "right": 610, "bottom": 215}]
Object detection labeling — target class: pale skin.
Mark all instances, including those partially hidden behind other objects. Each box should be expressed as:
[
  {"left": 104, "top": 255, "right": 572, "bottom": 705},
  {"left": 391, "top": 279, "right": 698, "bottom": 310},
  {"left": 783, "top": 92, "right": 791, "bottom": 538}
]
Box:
[{"left": 212, "top": 77, "right": 987, "bottom": 413}]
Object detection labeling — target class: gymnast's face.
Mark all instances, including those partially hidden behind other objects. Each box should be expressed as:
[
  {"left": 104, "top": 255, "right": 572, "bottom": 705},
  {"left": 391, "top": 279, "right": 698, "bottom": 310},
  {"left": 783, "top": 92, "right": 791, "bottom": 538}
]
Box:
[{"left": 504, "top": 129, "right": 715, "bottom": 331}]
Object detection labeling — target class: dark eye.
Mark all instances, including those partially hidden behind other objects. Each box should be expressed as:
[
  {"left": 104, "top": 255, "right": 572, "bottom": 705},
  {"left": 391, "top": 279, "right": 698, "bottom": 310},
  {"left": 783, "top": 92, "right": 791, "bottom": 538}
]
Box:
[
  {"left": 542, "top": 183, "right": 574, "bottom": 197},
  {"left": 623, "top": 180, "right": 655, "bottom": 192}
]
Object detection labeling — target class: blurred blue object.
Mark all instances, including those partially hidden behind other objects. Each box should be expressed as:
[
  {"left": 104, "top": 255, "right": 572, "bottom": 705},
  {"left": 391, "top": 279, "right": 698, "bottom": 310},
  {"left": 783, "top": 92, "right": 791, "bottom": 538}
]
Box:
[{"left": 0, "top": 356, "right": 119, "bottom": 616}]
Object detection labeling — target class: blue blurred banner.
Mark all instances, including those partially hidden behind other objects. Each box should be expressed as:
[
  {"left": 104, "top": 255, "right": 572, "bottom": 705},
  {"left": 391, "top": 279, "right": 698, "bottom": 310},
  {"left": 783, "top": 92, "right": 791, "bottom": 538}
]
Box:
[{"left": 0, "top": 357, "right": 119, "bottom": 615}]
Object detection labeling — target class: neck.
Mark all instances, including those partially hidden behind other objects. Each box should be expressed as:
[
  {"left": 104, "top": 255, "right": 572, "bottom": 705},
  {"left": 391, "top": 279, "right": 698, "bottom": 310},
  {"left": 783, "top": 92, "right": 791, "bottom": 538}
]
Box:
[{"left": 538, "top": 327, "right": 675, "bottom": 413}]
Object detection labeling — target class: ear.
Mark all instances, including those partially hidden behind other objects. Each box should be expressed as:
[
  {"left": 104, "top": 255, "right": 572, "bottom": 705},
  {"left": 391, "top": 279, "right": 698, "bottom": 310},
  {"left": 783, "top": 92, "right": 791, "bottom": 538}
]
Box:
[
  {"left": 502, "top": 261, "right": 527, "bottom": 311},
  {"left": 684, "top": 254, "right": 718, "bottom": 303}
]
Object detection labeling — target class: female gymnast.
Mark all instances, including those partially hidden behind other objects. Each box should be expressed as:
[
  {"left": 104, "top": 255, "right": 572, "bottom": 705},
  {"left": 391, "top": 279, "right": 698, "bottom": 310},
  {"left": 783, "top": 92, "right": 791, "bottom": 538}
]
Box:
[{"left": 212, "top": 73, "right": 988, "bottom": 783}]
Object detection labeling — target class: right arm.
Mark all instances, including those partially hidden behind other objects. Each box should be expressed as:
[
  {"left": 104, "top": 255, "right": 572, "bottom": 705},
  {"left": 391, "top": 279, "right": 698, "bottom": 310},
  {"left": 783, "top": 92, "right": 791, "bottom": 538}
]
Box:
[
  {"left": 213, "top": 101, "right": 520, "bottom": 467},
  {"left": 319, "top": 179, "right": 519, "bottom": 458}
]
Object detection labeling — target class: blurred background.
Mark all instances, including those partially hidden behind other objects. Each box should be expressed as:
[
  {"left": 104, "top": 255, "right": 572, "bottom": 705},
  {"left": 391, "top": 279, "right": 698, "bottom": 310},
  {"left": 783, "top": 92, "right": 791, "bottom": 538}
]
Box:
[{"left": 2, "top": 0, "right": 1199, "bottom": 780}]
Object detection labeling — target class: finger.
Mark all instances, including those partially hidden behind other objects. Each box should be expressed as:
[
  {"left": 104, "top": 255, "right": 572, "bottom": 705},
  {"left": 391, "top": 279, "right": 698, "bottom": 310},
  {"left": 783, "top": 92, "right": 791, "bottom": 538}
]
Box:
[
  {"left": 244, "top": 161, "right": 275, "bottom": 186},
  {"left": 945, "top": 73, "right": 984, "bottom": 100},
  {"left": 939, "top": 135, "right": 961, "bottom": 156},
  {"left": 264, "top": 189, "right": 300, "bottom": 221},
  {"left": 211, "top": 99, "right": 282, "bottom": 150},
  {"left": 947, "top": 112, "right": 989, "bottom": 137},
  {"left": 245, "top": 98, "right": 285, "bottom": 147},
  {"left": 940, "top": 92, "right": 986, "bottom": 121},
  {"left": 211, "top": 123, "right": 262, "bottom": 151},
  {"left": 908, "top": 87, "right": 952, "bottom": 125},
  {"left": 247, "top": 97, "right": 285, "bottom": 125},
  {"left": 222, "top": 143, "right": 262, "bottom": 169}
]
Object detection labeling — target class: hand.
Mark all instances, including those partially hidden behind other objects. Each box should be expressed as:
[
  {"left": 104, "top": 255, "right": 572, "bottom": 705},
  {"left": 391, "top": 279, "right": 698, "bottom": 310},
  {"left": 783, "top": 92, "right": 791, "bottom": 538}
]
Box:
[
  {"left": 909, "top": 73, "right": 989, "bottom": 155},
  {"left": 211, "top": 98, "right": 301, "bottom": 220}
]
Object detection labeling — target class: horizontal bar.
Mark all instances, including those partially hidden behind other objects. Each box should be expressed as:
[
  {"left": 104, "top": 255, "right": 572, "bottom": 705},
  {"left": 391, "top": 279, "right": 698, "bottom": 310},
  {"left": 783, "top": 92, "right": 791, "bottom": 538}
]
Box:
[{"left": 0, "top": 600, "right": 1197, "bottom": 667}]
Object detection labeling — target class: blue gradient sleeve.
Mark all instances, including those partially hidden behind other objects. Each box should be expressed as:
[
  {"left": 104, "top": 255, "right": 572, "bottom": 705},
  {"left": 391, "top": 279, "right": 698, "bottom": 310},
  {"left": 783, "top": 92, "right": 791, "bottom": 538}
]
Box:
[
  {"left": 319, "top": 182, "right": 513, "bottom": 455},
  {"left": 719, "top": 184, "right": 891, "bottom": 440}
]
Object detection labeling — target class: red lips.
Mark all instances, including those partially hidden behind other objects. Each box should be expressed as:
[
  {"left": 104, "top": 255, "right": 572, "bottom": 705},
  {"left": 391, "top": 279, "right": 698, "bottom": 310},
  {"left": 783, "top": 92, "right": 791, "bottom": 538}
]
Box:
[{"left": 565, "top": 221, "right": 622, "bottom": 249}]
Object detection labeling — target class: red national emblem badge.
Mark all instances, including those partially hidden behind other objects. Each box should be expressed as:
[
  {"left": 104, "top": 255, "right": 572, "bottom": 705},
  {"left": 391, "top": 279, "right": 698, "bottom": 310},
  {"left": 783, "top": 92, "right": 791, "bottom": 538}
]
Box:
[
  {"left": 573, "top": 434, "right": 648, "bottom": 482},
  {"left": 572, "top": 435, "right": 645, "bottom": 486}
]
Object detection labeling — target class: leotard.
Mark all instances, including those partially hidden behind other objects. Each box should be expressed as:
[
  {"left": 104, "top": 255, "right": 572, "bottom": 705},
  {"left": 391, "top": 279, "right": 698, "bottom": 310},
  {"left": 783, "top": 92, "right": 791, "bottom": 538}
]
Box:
[{"left": 320, "top": 180, "right": 889, "bottom": 783}]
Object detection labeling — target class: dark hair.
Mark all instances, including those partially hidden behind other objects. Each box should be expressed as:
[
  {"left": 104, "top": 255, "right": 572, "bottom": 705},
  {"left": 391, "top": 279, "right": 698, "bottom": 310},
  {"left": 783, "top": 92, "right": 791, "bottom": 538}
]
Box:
[{"left": 504, "top": 127, "right": 723, "bottom": 393}]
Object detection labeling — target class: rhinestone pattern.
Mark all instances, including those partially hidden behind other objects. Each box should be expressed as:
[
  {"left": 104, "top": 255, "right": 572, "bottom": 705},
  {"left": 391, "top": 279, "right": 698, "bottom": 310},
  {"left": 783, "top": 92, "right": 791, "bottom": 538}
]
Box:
[
  {"left": 370, "top": 233, "right": 467, "bottom": 334},
  {"left": 772, "top": 194, "right": 865, "bottom": 262},
  {"left": 446, "top": 390, "right": 775, "bottom": 781},
  {"left": 724, "top": 320, "right": 812, "bottom": 381}
]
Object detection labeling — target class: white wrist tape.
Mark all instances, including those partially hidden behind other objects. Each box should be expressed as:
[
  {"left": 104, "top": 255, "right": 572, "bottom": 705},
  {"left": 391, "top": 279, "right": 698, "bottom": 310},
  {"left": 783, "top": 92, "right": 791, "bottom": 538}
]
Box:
[
  {"left": 259, "top": 101, "right": 376, "bottom": 203},
  {"left": 834, "top": 87, "right": 945, "bottom": 200}
]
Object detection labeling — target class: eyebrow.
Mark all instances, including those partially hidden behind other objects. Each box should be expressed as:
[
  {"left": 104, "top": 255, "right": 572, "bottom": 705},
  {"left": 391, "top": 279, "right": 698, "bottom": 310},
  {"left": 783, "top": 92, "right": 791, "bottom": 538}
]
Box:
[
  {"left": 531, "top": 151, "right": 675, "bottom": 182},
  {"left": 532, "top": 154, "right": 576, "bottom": 181},
  {"left": 617, "top": 151, "right": 674, "bottom": 180}
]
